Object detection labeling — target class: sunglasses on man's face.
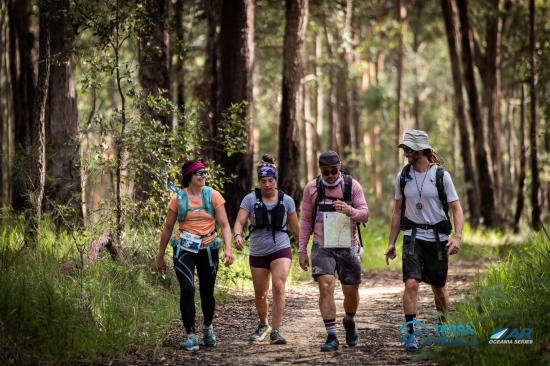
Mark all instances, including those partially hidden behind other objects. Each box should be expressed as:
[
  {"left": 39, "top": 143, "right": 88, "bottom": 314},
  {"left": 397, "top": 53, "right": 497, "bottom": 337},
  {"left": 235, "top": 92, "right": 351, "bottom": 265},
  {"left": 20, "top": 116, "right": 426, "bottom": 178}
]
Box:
[
  {"left": 194, "top": 170, "right": 208, "bottom": 177},
  {"left": 321, "top": 168, "right": 339, "bottom": 176},
  {"left": 402, "top": 147, "right": 414, "bottom": 154}
]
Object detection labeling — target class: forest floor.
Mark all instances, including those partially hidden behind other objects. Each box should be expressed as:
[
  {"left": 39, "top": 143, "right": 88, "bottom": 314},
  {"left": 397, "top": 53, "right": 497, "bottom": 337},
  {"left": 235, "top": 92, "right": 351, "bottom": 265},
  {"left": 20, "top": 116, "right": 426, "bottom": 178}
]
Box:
[{"left": 110, "top": 258, "right": 481, "bottom": 366}]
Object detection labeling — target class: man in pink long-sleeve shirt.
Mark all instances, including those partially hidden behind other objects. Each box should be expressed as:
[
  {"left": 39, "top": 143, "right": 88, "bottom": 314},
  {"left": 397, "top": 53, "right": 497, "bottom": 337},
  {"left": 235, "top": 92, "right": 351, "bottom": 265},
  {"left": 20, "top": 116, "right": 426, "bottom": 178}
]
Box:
[{"left": 299, "top": 150, "right": 370, "bottom": 352}]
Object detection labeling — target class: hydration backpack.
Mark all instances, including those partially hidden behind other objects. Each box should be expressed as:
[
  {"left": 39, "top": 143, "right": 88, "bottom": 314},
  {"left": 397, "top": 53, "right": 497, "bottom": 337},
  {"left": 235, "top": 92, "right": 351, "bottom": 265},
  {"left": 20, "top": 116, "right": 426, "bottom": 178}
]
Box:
[
  {"left": 310, "top": 173, "right": 365, "bottom": 246},
  {"left": 167, "top": 182, "right": 222, "bottom": 265},
  {"left": 245, "top": 188, "right": 288, "bottom": 243},
  {"left": 399, "top": 164, "right": 452, "bottom": 234}
]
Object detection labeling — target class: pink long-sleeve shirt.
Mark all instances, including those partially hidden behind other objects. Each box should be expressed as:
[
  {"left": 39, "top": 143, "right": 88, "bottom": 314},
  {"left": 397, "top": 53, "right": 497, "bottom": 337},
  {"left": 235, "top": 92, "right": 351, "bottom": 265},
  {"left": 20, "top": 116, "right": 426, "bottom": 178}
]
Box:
[{"left": 299, "top": 175, "right": 370, "bottom": 256}]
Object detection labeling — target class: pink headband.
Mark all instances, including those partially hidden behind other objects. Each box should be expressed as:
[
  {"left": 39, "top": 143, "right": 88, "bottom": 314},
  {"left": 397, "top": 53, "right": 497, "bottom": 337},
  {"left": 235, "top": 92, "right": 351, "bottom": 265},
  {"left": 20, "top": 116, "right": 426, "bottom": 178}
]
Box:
[{"left": 182, "top": 161, "right": 205, "bottom": 180}]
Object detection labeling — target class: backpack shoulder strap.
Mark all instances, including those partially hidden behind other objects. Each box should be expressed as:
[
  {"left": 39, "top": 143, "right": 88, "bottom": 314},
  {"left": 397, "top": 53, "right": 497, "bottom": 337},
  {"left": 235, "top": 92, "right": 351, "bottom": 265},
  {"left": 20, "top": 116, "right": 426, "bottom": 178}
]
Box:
[
  {"left": 255, "top": 188, "right": 262, "bottom": 202},
  {"left": 435, "top": 166, "right": 449, "bottom": 219},
  {"left": 343, "top": 173, "right": 352, "bottom": 202},
  {"left": 399, "top": 164, "right": 410, "bottom": 220},
  {"left": 201, "top": 186, "right": 215, "bottom": 218},
  {"left": 176, "top": 189, "right": 189, "bottom": 222},
  {"left": 277, "top": 189, "right": 285, "bottom": 204},
  {"left": 311, "top": 176, "right": 322, "bottom": 234}
]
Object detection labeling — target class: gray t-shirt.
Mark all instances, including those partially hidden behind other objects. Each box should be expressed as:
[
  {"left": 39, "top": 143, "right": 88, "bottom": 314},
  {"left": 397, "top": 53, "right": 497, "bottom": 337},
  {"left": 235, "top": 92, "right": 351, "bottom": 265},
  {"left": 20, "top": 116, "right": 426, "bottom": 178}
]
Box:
[
  {"left": 394, "top": 165, "right": 459, "bottom": 242},
  {"left": 240, "top": 191, "right": 296, "bottom": 256}
]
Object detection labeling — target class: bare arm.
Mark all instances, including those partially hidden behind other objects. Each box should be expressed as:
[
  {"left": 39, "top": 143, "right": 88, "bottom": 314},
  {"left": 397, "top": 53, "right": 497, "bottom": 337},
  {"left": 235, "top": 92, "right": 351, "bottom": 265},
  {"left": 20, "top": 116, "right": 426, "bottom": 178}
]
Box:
[
  {"left": 214, "top": 204, "right": 234, "bottom": 266},
  {"left": 446, "top": 200, "right": 464, "bottom": 255},
  {"left": 233, "top": 208, "right": 250, "bottom": 251},
  {"left": 157, "top": 209, "right": 178, "bottom": 275},
  {"left": 286, "top": 211, "right": 300, "bottom": 242},
  {"left": 384, "top": 199, "right": 402, "bottom": 265}
]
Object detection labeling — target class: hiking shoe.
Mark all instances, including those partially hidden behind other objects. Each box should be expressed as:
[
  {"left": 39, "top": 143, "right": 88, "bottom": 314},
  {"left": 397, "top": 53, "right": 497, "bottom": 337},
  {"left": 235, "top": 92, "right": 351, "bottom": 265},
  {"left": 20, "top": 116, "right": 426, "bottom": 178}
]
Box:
[
  {"left": 343, "top": 319, "right": 359, "bottom": 346},
  {"left": 179, "top": 333, "right": 199, "bottom": 351},
  {"left": 320, "top": 334, "right": 339, "bottom": 352},
  {"left": 270, "top": 330, "right": 287, "bottom": 344},
  {"left": 202, "top": 323, "right": 216, "bottom": 347},
  {"left": 404, "top": 334, "right": 419, "bottom": 350},
  {"left": 250, "top": 323, "right": 272, "bottom": 341}
]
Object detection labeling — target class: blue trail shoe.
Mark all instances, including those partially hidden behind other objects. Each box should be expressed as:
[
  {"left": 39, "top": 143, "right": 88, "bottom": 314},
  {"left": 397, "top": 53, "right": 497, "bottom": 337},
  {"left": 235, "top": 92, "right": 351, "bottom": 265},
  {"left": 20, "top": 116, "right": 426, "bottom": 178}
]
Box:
[
  {"left": 250, "top": 322, "right": 272, "bottom": 341},
  {"left": 320, "top": 334, "right": 339, "bottom": 352},
  {"left": 270, "top": 330, "right": 287, "bottom": 344},
  {"left": 202, "top": 323, "right": 217, "bottom": 347},
  {"left": 404, "top": 334, "right": 419, "bottom": 350},
  {"left": 343, "top": 319, "right": 359, "bottom": 346},
  {"left": 179, "top": 333, "right": 199, "bottom": 351}
]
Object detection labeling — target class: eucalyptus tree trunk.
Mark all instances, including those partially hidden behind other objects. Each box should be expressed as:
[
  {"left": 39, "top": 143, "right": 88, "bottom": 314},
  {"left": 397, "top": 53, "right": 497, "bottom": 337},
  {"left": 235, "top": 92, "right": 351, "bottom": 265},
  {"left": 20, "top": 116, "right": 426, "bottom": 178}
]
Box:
[
  {"left": 457, "top": 0, "right": 497, "bottom": 227},
  {"left": 137, "top": 0, "right": 171, "bottom": 203},
  {"left": 202, "top": 0, "right": 220, "bottom": 152},
  {"left": 315, "top": 35, "right": 323, "bottom": 160},
  {"left": 529, "top": 0, "right": 542, "bottom": 229},
  {"left": 279, "top": 0, "right": 308, "bottom": 209},
  {"left": 513, "top": 84, "right": 526, "bottom": 233},
  {"left": 217, "top": 0, "right": 255, "bottom": 225},
  {"left": 0, "top": 0, "right": 5, "bottom": 206},
  {"left": 395, "top": 0, "right": 407, "bottom": 163},
  {"left": 441, "top": 0, "right": 480, "bottom": 228},
  {"left": 323, "top": 19, "right": 338, "bottom": 152},
  {"left": 172, "top": 0, "right": 185, "bottom": 111},
  {"left": 47, "top": 0, "right": 81, "bottom": 211},
  {"left": 8, "top": 0, "right": 36, "bottom": 210},
  {"left": 27, "top": 1, "right": 50, "bottom": 242}
]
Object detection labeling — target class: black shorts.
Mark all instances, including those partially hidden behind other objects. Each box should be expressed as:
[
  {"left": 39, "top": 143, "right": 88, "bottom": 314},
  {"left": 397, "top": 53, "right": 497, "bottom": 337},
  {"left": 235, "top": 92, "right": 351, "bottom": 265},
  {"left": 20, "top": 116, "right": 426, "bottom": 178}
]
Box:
[
  {"left": 402, "top": 236, "right": 448, "bottom": 287},
  {"left": 311, "top": 242, "right": 363, "bottom": 285},
  {"left": 249, "top": 247, "right": 293, "bottom": 269}
]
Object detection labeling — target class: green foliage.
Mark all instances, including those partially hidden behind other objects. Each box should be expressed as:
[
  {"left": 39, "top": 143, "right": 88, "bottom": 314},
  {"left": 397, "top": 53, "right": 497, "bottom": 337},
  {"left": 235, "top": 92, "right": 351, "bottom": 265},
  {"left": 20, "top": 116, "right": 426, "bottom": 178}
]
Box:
[{"left": 429, "top": 228, "right": 550, "bottom": 365}]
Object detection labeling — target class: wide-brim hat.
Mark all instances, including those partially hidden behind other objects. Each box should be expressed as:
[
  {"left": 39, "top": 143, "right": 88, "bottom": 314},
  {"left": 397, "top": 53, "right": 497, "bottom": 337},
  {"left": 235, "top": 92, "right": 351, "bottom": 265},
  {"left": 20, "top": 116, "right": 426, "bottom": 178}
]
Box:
[{"left": 397, "top": 130, "right": 433, "bottom": 151}]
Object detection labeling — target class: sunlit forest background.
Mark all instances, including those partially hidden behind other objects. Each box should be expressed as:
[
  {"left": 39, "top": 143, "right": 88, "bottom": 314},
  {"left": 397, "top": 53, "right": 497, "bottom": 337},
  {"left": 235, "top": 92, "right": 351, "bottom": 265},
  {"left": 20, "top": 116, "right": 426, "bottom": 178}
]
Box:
[{"left": 1, "top": 0, "right": 549, "bottom": 234}]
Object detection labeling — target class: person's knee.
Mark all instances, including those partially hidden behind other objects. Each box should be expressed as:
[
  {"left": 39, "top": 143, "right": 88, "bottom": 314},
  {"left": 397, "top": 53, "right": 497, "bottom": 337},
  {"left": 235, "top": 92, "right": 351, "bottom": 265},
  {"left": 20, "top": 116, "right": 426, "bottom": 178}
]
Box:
[
  {"left": 272, "top": 280, "right": 286, "bottom": 297},
  {"left": 318, "top": 278, "right": 335, "bottom": 296},
  {"left": 255, "top": 289, "right": 269, "bottom": 301},
  {"left": 404, "top": 278, "right": 419, "bottom": 292},
  {"left": 431, "top": 285, "right": 447, "bottom": 296}
]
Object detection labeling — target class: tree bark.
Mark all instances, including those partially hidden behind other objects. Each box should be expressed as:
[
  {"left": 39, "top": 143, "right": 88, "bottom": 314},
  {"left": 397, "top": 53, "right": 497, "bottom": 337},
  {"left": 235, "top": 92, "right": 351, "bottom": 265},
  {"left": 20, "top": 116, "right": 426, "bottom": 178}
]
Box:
[
  {"left": 279, "top": 0, "right": 308, "bottom": 209},
  {"left": 457, "top": 0, "right": 497, "bottom": 227},
  {"left": 47, "top": 0, "right": 81, "bottom": 210},
  {"left": 395, "top": 0, "right": 407, "bottom": 162},
  {"left": 172, "top": 0, "right": 185, "bottom": 111},
  {"left": 513, "top": 84, "right": 526, "bottom": 233},
  {"left": 27, "top": 0, "right": 51, "bottom": 242},
  {"left": 441, "top": 0, "right": 480, "bottom": 228},
  {"left": 529, "top": 0, "right": 541, "bottom": 229},
  {"left": 217, "top": 0, "right": 255, "bottom": 225},
  {"left": 0, "top": 0, "right": 5, "bottom": 206},
  {"left": 323, "top": 20, "right": 338, "bottom": 152},
  {"left": 314, "top": 34, "right": 323, "bottom": 162},
  {"left": 8, "top": 0, "right": 36, "bottom": 210}
]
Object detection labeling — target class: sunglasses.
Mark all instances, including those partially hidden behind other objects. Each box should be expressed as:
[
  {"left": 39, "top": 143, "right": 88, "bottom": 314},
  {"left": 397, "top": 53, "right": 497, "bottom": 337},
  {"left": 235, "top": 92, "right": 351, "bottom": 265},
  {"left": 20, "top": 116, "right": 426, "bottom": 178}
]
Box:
[
  {"left": 402, "top": 147, "right": 414, "bottom": 154},
  {"left": 194, "top": 170, "right": 207, "bottom": 176},
  {"left": 321, "top": 168, "right": 339, "bottom": 176},
  {"left": 259, "top": 163, "right": 275, "bottom": 167}
]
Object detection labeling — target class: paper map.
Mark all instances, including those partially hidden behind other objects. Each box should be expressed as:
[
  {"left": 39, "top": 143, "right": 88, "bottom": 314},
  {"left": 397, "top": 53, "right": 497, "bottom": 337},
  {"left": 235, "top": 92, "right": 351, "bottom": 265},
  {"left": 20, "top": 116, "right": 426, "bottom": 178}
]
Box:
[{"left": 323, "top": 211, "right": 352, "bottom": 248}]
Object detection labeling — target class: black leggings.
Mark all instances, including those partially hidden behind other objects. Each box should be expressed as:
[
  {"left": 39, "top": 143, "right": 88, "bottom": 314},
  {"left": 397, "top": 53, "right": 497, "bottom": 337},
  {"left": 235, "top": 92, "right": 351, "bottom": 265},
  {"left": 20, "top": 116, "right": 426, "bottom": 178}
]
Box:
[{"left": 174, "top": 248, "right": 219, "bottom": 334}]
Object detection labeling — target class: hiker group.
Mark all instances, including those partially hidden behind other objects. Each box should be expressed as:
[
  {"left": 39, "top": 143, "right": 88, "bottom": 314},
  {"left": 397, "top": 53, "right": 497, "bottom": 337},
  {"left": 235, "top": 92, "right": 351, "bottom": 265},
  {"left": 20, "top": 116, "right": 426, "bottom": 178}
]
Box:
[{"left": 157, "top": 129, "right": 464, "bottom": 352}]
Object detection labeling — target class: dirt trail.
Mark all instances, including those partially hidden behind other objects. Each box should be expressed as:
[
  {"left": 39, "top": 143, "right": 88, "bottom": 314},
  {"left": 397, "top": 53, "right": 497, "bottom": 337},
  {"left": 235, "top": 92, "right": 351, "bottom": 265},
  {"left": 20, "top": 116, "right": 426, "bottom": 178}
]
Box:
[{"left": 123, "top": 263, "right": 479, "bottom": 365}]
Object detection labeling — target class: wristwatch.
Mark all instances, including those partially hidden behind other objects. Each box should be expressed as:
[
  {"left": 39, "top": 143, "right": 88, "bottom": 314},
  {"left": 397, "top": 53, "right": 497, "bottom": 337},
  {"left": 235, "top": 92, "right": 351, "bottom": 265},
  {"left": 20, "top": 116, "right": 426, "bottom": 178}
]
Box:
[{"left": 233, "top": 233, "right": 241, "bottom": 239}]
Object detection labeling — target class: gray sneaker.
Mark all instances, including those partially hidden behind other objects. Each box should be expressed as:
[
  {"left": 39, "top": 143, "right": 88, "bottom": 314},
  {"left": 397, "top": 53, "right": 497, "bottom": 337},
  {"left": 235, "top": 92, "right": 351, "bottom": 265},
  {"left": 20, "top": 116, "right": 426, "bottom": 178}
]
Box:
[
  {"left": 270, "top": 329, "right": 287, "bottom": 344},
  {"left": 250, "top": 322, "right": 272, "bottom": 341}
]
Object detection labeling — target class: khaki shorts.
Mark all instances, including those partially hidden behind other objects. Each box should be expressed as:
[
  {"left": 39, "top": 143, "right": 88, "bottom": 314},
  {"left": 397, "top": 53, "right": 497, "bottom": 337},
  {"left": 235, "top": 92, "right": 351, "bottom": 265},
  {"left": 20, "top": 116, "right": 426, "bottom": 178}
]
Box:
[{"left": 310, "top": 242, "right": 363, "bottom": 285}]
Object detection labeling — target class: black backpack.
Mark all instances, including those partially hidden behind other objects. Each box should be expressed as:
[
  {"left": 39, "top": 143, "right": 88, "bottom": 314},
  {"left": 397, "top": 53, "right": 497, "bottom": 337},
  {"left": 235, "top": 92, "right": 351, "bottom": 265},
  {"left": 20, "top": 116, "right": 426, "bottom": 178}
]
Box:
[
  {"left": 399, "top": 164, "right": 452, "bottom": 234},
  {"left": 310, "top": 173, "right": 365, "bottom": 246},
  {"left": 246, "top": 188, "right": 288, "bottom": 243}
]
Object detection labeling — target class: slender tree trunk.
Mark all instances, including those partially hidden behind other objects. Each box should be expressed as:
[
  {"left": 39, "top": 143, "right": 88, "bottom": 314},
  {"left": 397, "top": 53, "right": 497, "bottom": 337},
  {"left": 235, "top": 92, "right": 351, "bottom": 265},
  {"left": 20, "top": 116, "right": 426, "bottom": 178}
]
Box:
[
  {"left": 395, "top": 0, "right": 407, "bottom": 162},
  {"left": 172, "top": 0, "right": 185, "bottom": 111},
  {"left": 323, "top": 20, "right": 338, "bottom": 152},
  {"left": 457, "top": 0, "right": 497, "bottom": 227},
  {"left": 441, "top": 0, "right": 480, "bottom": 228},
  {"left": 303, "top": 73, "right": 314, "bottom": 181},
  {"left": 315, "top": 34, "right": 323, "bottom": 161},
  {"left": 279, "top": 0, "right": 308, "bottom": 209},
  {"left": 529, "top": 0, "right": 541, "bottom": 229},
  {"left": 27, "top": 1, "right": 50, "bottom": 242},
  {"left": 8, "top": 0, "right": 36, "bottom": 210},
  {"left": 513, "top": 84, "right": 526, "bottom": 233},
  {"left": 0, "top": 0, "right": 5, "bottom": 206},
  {"left": 136, "top": 0, "right": 171, "bottom": 203},
  {"left": 47, "top": 0, "right": 81, "bottom": 211},
  {"left": 217, "top": 0, "right": 255, "bottom": 225},
  {"left": 202, "top": 0, "right": 220, "bottom": 153},
  {"left": 337, "top": 0, "right": 352, "bottom": 164}
]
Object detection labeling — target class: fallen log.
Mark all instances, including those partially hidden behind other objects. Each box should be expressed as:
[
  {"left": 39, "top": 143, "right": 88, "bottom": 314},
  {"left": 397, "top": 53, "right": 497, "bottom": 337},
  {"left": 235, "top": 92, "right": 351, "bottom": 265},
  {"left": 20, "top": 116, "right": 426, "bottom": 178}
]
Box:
[{"left": 58, "top": 231, "right": 121, "bottom": 274}]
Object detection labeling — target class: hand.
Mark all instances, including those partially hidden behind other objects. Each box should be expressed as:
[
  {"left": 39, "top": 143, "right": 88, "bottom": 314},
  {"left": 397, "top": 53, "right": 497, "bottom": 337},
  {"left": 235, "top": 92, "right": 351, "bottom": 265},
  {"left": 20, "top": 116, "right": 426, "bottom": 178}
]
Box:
[
  {"left": 384, "top": 244, "right": 397, "bottom": 265},
  {"left": 234, "top": 235, "right": 244, "bottom": 251},
  {"left": 333, "top": 200, "right": 349, "bottom": 215},
  {"left": 222, "top": 249, "right": 234, "bottom": 267},
  {"left": 157, "top": 256, "right": 167, "bottom": 275},
  {"left": 299, "top": 255, "right": 310, "bottom": 271},
  {"left": 446, "top": 237, "right": 461, "bottom": 255}
]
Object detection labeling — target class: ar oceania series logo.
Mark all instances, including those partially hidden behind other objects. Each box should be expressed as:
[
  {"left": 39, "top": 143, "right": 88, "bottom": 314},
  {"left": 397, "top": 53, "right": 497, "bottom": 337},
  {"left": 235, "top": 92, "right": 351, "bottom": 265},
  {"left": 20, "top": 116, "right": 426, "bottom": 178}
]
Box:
[{"left": 490, "top": 328, "right": 533, "bottom": 344}]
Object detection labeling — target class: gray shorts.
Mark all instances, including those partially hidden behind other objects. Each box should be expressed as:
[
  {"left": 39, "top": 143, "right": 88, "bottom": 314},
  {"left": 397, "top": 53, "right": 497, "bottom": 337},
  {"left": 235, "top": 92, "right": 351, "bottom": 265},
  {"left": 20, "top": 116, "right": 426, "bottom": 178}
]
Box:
[{"left": 310, "top": 242, "right": 363, "bottom": 285}]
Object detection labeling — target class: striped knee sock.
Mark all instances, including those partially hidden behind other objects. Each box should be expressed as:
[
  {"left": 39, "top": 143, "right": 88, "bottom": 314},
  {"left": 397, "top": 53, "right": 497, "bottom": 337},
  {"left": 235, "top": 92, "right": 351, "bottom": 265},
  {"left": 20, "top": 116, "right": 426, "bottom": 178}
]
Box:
[{"left": 324, "top": 318, "right": 336, "bottom": 335}]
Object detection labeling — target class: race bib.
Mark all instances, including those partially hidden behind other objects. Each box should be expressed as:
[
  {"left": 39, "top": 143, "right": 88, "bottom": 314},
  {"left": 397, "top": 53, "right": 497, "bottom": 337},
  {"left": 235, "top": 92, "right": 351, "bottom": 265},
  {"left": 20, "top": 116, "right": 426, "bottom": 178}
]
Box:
[{"left": 179, "top": 230, "right": 202, "bottom": 253}]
